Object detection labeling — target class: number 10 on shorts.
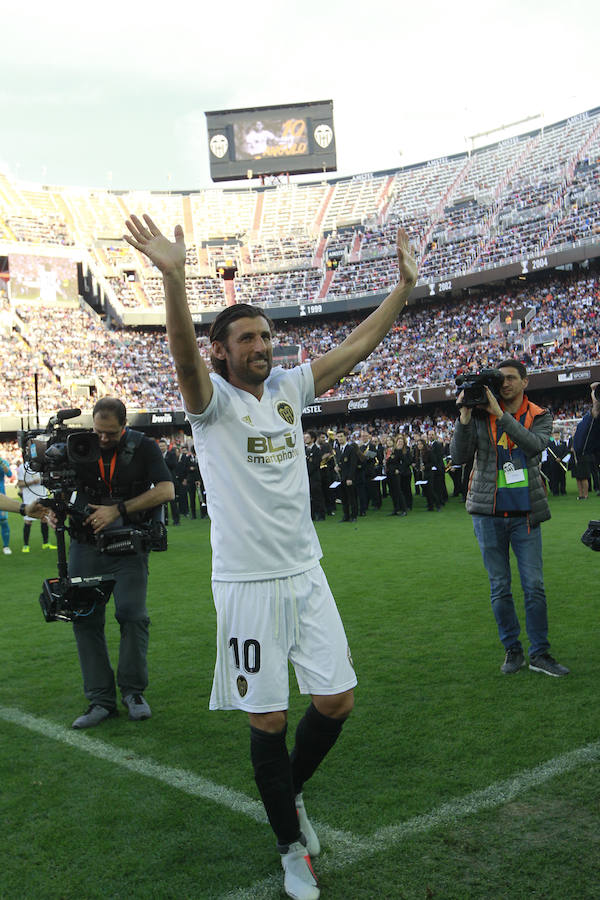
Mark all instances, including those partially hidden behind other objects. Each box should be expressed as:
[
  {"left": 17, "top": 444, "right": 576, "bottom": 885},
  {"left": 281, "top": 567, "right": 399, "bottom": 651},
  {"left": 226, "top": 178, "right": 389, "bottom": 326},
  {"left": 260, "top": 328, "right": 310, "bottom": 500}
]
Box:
[{"left": 229, "top": 637, "right": 261, "bottom": 674}]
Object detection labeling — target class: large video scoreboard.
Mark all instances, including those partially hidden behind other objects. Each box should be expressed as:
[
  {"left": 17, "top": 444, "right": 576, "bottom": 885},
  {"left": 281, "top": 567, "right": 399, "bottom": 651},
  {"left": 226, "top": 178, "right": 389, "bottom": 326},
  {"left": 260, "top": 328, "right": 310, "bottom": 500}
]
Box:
[{"left": 205, "top": 100, "right": 336, "bottom": 182}]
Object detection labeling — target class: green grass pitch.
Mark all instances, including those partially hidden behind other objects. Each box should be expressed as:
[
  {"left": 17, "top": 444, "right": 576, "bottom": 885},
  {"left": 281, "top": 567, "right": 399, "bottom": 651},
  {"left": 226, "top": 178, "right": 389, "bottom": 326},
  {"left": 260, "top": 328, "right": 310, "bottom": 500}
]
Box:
[{"left": 1, "top": 485, "right": 599, "bottom": 899}]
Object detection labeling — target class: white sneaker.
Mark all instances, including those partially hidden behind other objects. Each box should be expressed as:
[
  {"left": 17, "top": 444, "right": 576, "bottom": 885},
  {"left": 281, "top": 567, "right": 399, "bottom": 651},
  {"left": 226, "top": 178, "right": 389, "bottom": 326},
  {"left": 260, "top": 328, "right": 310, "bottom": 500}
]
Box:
[
  {"left": 295, "top": 793, "right": 320, "bottom": 857},
  {"left": 280, "top": 840, "right": 319, "bottom": 900},
  {"left": 2, "top": 546, "right": 11, "bottom": 555}
]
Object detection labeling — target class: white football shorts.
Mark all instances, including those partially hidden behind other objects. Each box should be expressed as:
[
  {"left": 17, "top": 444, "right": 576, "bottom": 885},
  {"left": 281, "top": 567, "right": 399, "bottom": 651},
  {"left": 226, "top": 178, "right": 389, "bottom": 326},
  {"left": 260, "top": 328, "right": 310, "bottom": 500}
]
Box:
[{"left": 210, "top": 564, "right": 357, "bottom": 712}]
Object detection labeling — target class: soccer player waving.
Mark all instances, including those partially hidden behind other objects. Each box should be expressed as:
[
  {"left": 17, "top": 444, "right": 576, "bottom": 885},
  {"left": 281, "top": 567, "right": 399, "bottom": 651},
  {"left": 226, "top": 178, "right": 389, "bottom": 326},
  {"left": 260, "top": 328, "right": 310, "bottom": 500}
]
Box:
[{"left": 125, "top": 214, "right": 417, "bottom": 900}]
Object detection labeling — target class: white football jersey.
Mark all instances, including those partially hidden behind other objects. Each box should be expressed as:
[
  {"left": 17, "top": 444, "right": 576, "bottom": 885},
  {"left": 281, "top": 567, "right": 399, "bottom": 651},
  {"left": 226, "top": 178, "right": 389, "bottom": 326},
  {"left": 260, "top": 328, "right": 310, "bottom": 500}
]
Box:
[{"left": 186, "top": 364, "right": 322, "bottom": 581}]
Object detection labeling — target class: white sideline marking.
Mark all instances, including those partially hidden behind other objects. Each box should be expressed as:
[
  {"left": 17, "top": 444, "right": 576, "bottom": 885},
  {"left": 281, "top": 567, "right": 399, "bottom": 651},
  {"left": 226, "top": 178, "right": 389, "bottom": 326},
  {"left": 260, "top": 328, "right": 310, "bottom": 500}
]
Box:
[
  {"left": 220, "top": 738, "right": 600, "bottom": 899},
  {"left": 0, "top": 704, "right": 353, "bottom": 846},
  {"left": 0, "top": 704, "right": 265, "bottom": 821},
  {"left": 2, "top": 705, "right": 599, "bottom": 899}
]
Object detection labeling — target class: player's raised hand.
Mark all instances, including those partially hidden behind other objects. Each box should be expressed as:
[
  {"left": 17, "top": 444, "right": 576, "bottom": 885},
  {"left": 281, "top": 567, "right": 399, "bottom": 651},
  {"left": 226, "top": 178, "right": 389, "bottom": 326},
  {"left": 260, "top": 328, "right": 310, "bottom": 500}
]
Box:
[
  {"left": 396, "top": 228, "right": 418, "bottom": 287},
  {"left": 124, "top": 214, "right": 186, "bottom": 275}
]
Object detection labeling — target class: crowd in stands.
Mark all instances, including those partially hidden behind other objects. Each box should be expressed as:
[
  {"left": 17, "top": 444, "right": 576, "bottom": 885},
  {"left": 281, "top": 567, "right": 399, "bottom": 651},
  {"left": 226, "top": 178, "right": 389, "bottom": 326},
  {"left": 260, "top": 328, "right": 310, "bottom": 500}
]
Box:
[
  {"left": 5, "top": 215, "right": 74, "bottom": 246},
  {"left": 0, "top": 265, "right": 598, "bottom": 418},
  {"left": 1, "top": 107, "right": 598, "bottom": 317},
  {"left": 233, "top": 268, "right": 323, "bottom": 306},
  {"left": 282, "top": 270, "right": 600, "bottom": 395},
  {"left": 246, "top": 235, "right": 315, "bottom": 267},
  {"left": 0, "top": 108, "right": 598, "bottom": 426}
]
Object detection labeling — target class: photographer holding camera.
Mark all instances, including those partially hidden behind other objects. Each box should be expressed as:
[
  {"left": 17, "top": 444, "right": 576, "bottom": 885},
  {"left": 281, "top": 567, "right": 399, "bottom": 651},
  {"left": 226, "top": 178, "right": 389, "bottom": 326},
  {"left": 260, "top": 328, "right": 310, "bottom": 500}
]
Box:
[
  {"left": 67, "top": 397, "right": 174, "bottom": 729},
  {"left": 450, "top": 359, "right": 569, "bottom": 677}
]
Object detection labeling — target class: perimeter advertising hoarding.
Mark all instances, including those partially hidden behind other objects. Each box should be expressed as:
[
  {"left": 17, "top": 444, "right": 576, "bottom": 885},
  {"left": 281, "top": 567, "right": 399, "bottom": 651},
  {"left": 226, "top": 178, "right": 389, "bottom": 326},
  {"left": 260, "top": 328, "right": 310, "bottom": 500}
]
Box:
[
  {"left": 410, "top": 364, "right": 600, "bottom": 408},
  {"left": 1, "top": 364, "right": 597, "bottom": 434},
  {"left": 206, "top": 100, "right": 336, "bottom": 182}
]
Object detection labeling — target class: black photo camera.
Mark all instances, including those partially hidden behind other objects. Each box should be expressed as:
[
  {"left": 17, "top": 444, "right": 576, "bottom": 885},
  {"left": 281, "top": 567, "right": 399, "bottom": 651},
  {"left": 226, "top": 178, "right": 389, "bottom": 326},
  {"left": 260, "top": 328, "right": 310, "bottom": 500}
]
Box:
[{"left": 455, "top": 368, "right": 504, "bottom": 408}]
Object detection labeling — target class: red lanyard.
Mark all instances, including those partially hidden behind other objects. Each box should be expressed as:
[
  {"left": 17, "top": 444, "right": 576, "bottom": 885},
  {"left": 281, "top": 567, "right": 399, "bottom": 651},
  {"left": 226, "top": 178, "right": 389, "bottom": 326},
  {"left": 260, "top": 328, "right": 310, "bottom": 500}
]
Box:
[{"left": 98, "top": 451, "right": 117, "bottom": 495}]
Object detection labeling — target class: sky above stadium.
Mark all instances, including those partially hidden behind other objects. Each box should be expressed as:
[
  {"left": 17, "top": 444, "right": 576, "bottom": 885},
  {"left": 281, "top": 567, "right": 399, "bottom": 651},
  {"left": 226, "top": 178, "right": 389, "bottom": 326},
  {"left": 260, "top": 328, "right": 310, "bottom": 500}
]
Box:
[{"left": 1, "top": 0, "right": 598, "bottom": 193}]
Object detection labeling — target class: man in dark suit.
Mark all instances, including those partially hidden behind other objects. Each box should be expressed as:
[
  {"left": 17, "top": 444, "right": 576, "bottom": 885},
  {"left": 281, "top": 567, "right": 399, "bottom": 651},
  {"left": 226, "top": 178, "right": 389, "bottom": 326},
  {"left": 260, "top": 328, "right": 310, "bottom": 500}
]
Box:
[
  {"left": 317, "top": 432, "right": 337, "bottom": 516},
  {"left": 336, "top": 431, "right": 359, "bottom": 522},
  {"left": 547, "top": 428, "right": 569, "bottom": 496},
  {"left": 185, "top": 448, "right": 202, "bottom": 518},
  {"left": 175, "top": 446, "right": 192, "bottom": 517},
  {"left": 158, "top": 438, "right": 180, "bottom": 525},
  {"left": 304, "top": 431, "right": 325, "bottom": 521},
  {"left": 430, "top": 430, "right": 448, "bottom": 506}
]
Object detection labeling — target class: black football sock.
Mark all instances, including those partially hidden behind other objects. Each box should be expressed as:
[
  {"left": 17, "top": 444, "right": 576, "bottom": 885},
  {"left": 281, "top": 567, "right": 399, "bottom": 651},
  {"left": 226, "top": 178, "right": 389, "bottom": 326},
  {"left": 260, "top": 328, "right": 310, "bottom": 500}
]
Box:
[
  {"left": 41, "top": 521, "right": 49, "bottom": 543},
  {"left": 250, "top": 725, "right": 300, "bottom": 848},
  {"left": 290, "top": 702, "right": 346, "bottom": 796},
  {"left": 23, "top": 523, "right": 31, "bottom": 546}
]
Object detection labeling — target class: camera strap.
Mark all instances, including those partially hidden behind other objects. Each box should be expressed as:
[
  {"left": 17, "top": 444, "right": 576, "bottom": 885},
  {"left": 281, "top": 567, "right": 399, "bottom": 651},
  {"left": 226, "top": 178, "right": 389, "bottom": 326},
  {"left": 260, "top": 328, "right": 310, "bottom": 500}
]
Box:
[
  {"left": 96, "top": 429, "right": 145, "bottom": 498},
  {"left": 98, "top": 450, "right": 118, "bottom": 496}
]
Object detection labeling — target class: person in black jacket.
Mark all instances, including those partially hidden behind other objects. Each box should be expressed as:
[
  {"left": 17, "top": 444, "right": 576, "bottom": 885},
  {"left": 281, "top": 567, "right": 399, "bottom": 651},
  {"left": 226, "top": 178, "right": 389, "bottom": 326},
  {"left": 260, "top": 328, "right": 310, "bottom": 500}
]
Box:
[
  {"left": 174, "top": 446, "right": 192, "bottom": 516},
  {"left": 69, "top": 398, "right": 174, "bottom": 728},
  {"left": 385, "top": 435, "right": 408, "bottom": 516},
  {"left": 412, "top": 438, "right": 442, "bottom": 511},
  {"left": 336, "top": 431, "right": 359, "bottom": 522},
  {"left": 158, "top": 438, "right": 180, "bottom": 525},
  {"left": 573, "top": 383, "right": 600, "bottom": 499},
  {"left": 317, "top": 432, "right": 337, "bottom": 516},
  {"left": 185, "top": 448, "right": 202, "bottom": 518},
  {"left": 396, "top": 433, "right": 413, "bottom": 509},
  {"left": 546, "top": 428, "right": 569, "bottom": 496},
  {"left": 429, "top": 430, "right": 448, "bottom": 506},
  {"left": 354, "top": 431, "right": 369, "bottom": 516},
  {"left": 304, "top": 431, "right": 325, "bottom": 521}
]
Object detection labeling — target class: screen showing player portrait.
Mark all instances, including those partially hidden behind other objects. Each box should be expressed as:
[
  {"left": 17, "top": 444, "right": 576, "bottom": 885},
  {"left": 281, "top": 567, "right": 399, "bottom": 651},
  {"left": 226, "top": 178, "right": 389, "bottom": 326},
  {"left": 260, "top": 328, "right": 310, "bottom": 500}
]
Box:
[
  {"left": 233, "top": 116, "right": 309, "bottom": 161},
  {"left": 8, "top": 254, "right": 79, "bottom": 303},
  {"left": 206, "top": 100, "right": 336, "bottom": 181}
]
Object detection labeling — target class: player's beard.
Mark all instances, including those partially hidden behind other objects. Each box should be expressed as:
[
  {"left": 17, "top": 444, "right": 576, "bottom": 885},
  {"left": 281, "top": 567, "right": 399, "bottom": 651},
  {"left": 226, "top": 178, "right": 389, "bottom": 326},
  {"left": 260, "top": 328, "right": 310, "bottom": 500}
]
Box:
[{"left": 231, "top": 352, "right": 272, "bottom": 386}]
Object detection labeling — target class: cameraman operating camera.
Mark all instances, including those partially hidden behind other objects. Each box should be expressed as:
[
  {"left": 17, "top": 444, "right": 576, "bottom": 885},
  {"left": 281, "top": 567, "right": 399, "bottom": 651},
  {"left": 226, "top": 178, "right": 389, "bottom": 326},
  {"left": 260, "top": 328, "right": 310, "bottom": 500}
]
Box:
[
  {"left": 67, "top": 397, "right": 174, "bottom": 729},
  {"left": 450, "top": 359, "right": 569, "bottom": 678}
]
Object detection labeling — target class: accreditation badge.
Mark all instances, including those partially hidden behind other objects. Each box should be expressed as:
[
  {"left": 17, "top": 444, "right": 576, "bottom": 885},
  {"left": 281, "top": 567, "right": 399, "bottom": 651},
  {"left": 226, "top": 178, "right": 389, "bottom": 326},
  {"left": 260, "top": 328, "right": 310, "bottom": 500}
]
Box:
[{"left": 503, "top": 462, "right": 526, "bottom": 484}]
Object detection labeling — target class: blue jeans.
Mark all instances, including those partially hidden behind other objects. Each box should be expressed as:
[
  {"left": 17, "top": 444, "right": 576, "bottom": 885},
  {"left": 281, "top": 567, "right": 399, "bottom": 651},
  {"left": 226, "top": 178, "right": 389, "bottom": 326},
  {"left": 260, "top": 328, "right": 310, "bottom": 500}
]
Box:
[
  {"left": 0, "top": 510, "right": 9, "bottom": 548},
  {"left": 472, "top": 515, "right": 549, "bottom": 657}
]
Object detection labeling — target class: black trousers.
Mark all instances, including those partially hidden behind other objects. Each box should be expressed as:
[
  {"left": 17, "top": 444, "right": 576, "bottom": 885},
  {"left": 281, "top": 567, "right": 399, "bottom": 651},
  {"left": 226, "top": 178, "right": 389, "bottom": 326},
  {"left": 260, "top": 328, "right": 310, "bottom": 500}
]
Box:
[
  {"left": 388, "top": 473, "right": 407, "bottom": 512},
  {"left": 341, "top": 482, "right": 358, "bottom": 520},
  {"left": 69, "top": 540, "right": 150, "bottom": 708}
]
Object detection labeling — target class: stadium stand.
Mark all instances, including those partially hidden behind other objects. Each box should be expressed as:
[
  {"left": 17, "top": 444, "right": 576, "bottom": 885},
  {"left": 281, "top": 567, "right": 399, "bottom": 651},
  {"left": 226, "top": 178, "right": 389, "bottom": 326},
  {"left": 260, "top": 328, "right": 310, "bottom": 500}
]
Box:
[
  {"left": 0, "top": 264, "right": 597, "bottom": 418},
  {"left": 0, "top": 106, "right": 599, "bottom": 422}
]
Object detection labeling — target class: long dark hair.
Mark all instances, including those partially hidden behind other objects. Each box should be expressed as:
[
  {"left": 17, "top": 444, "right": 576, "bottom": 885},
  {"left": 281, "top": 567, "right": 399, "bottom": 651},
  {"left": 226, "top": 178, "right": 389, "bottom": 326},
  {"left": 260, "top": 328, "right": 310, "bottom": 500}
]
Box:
[{"left": 208, "top": 304, "right": 274, "bottom": 379}]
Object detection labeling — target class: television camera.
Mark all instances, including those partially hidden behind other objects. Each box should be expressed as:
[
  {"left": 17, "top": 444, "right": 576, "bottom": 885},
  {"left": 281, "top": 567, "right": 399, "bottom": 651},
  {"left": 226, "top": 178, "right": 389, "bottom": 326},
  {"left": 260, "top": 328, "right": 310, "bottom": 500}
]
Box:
[
  {"left": 18, "top": 408, "right": 115, "bottom": 622},
  {"left": 19, "top": 408, "right": 166, "bottom": 623}
]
